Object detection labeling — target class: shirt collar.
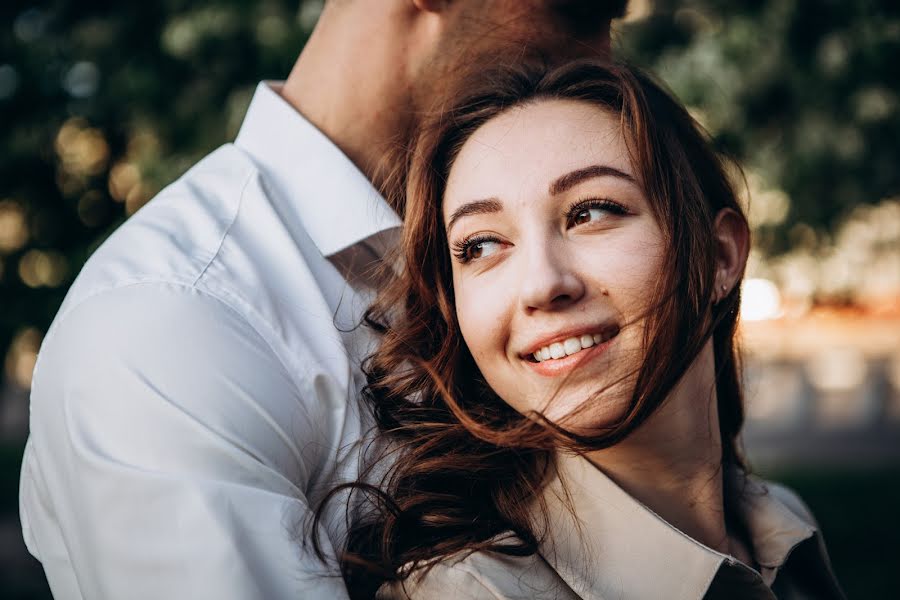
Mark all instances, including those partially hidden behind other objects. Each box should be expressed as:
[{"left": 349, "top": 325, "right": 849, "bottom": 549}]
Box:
[
  {"left": 536, "top": 454, "right": 816, "bottom": 600},
  {"left": 732, "top": 473, "right": 817, "bottom": 582},
  {"left": 234, "top": 82, "right": 401, "bottom": 257}
]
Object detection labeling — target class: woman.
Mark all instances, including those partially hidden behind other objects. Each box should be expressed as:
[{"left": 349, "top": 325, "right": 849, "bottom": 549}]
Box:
[{"left": 315, "top": 60, "right": 845, "bottom": 600}]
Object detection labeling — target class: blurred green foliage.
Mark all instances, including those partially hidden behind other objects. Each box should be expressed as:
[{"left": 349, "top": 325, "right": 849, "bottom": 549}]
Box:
[
  {"left": 0, "top": 0, "right": 319, "bottom": 386},
  {"left": 619, "top": 0, "right": 900, "bottom": 256}
]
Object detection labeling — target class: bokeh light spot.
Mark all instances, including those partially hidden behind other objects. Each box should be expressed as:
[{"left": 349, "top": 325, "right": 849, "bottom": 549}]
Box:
[
  {"left": 0, "top": 200, "right": 29, "bottom": 254},
  {"left": 18, "top": 249, "right": 69, "bottom": 288},
  {"left": 55, "top": 118, "right": 110, "bottom": 177},
  {"left": 256, "top": 16, "right": 288, "bottom": 46},
  {"left": 741, "top": 278, "right": 783, "bottom": 322},
  {"left": 4, "top": 327, "right": 43, "bottom": 390},
  {"left": 63, "top": 61, "right": 101, "bottom": 98},
  {"left": 108, "top": 161, "right": 141, "bottom": 202},
  {"left": 854, "top": 86, "right": 896, "bottom": 123},
  {"left": 13, "top": 9, "right": 47, "bottom": 43},
  {"left": 298, "top": 0, "right": 324, "bottom": 31}
]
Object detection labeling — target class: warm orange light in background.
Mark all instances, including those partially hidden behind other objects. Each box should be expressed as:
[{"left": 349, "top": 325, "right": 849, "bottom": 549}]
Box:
[
  {"left": 108, "top": 161, "right": 141, "bottom": 202},
  {"left": 747, "top": 197, "right": 900, "bottom": 310},
  {"left": 17, "top": 249, "right": 68, "bottom": 288},
  {"left": 0, "top": 199, "right": 29, "bottom": 254},
  {"left": 54, "top": 118, "right": 109, "bottom": 178},
  {"left": 108, "top": 136, "right": 158, "bottom": 216},
  {"left": 3, "top": 328, "right": 42, "bottom": 390}
]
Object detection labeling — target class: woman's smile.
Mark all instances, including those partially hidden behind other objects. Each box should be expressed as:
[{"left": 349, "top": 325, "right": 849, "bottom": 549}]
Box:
[
  {"left": 522, "top": 329, "right": 618, "bottom": 376},
  {"left": 518, "top": 321, "right": 620, "bottom": 374}
]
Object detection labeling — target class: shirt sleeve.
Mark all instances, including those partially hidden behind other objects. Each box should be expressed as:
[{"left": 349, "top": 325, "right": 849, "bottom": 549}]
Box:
[{"left": 20, "top": 282, "right": 351, "bottom": 599}]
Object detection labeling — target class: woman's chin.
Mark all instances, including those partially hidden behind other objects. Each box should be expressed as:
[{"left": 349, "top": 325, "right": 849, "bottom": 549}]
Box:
[{"left": 538, "top": 396, "right": 630, "bottom": 437}]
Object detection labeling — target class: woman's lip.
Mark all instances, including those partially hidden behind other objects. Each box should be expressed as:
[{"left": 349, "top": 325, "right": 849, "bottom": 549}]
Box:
[
  {"left": 519, "top": 323, "right": 620, "bottom": 358},
  {"left": 523, "top": 334, "right": 617, "bottom": 377}
]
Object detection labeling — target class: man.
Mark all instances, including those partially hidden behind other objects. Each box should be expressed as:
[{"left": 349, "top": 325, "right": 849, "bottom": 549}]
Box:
[{"left": 20, "top": 1, "right": 625, "bottom": 598}]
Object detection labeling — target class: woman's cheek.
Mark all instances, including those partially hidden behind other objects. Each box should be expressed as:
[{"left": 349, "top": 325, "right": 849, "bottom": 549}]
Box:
[
  {"left": 455, "top": 283, "right": 489, "bottom": 360},
  {"left": 456, "top": 281, "right": 508, "bottom": 366},
  {"left": 601, "top": 232, "right": 665, "bottom": 297}
]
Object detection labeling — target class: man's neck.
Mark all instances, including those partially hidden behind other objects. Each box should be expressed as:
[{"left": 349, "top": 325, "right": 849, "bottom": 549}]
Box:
[{"left": 278, "top": 5, "right": 416, "bottom": 202}]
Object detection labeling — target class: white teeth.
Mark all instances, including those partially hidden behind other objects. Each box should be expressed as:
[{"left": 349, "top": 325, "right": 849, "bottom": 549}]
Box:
[
  {"left": 563, "top": 338, "right": 581, "bottom": 356},
  {"left": 549, "top": 342, "right": 566, "bottom": 359},
  {"left": 531, "top": 332, "right": 608, "bottom": 363}
]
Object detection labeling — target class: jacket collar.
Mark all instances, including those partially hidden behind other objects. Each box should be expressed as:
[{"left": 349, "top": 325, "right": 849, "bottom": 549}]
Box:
[
  {"left": 536, "top": 453, "right": 816, "bottom": 600},
  {"left": 234, "top": 82, "right": 401, "bottom": 258}
]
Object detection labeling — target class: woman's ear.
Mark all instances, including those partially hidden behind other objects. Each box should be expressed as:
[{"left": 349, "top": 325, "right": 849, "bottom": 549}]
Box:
[{"left": 712, "top": 208, "right": 750, "bottom": 302}]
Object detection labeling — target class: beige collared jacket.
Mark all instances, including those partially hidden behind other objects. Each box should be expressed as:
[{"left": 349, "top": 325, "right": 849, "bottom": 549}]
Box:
[{"left": 380, "top": 455, "right": 845, "bottom": 600}]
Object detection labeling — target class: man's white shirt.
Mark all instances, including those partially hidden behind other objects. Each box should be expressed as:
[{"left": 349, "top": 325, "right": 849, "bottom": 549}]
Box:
[{"left": 18, "top": 82, "right": 401, "bottom": 599}]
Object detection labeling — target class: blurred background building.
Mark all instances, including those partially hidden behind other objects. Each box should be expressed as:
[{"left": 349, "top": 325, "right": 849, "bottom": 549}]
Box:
[{"left": 1, "top": 0, "right": 898, "bottom": 597}]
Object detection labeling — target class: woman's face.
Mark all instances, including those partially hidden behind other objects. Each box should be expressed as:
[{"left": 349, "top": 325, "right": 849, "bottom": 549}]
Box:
[{"left": 443, "top": 99, "right": 666, "bottom": 429}]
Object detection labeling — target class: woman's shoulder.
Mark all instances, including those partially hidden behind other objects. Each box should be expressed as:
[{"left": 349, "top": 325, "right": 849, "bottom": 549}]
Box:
[{"left": 377, "top": 549, "right": 578, "bottom": 600}]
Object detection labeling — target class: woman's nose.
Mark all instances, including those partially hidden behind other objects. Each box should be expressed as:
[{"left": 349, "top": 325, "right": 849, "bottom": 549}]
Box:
[{"left": 518, "top": 241, "right": 585, "bottom": 312}]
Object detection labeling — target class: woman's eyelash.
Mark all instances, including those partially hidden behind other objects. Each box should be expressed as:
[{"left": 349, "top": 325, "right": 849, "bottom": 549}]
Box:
[
  {"left": 566, "top": 198, "right": 630, "bottom": 228},
  {"left": 566, "top": 197, "right": 629, "bottom": 221},
  {"left": 451, "top": 234, "right": 497, "bottom": 264}
]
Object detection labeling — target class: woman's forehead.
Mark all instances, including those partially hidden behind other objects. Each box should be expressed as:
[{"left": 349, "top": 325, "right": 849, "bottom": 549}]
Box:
[{"left": 443, "top": 99, "right": 635, "bottom": 215}]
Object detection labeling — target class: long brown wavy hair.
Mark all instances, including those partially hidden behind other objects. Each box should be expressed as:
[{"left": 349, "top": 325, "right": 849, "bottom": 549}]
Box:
[{"left": 313, "top": 59, "right": 750, "bottom": 598}]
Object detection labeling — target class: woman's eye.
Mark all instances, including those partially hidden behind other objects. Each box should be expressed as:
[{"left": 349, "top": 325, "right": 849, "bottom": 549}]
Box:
[
  {"left": 452, "top": 236, "right": 506, "bottom": 263},
  {"left": 566, "top": 199, "right": 628, "bottom": 229},
  {"left": 571, "top": 207, "right": 606, "bottom": 226},
  {"left": 472, "top": 240, "right": 501, "bottom": 259}
]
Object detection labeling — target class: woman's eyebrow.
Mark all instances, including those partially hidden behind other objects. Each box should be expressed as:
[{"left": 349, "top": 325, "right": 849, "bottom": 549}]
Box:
[
  {"left": 445, "top": 198, "right": 503, "bottom": 233},
  {"left": 549, "top": 164, "right": 634, "bottom": 196}
]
